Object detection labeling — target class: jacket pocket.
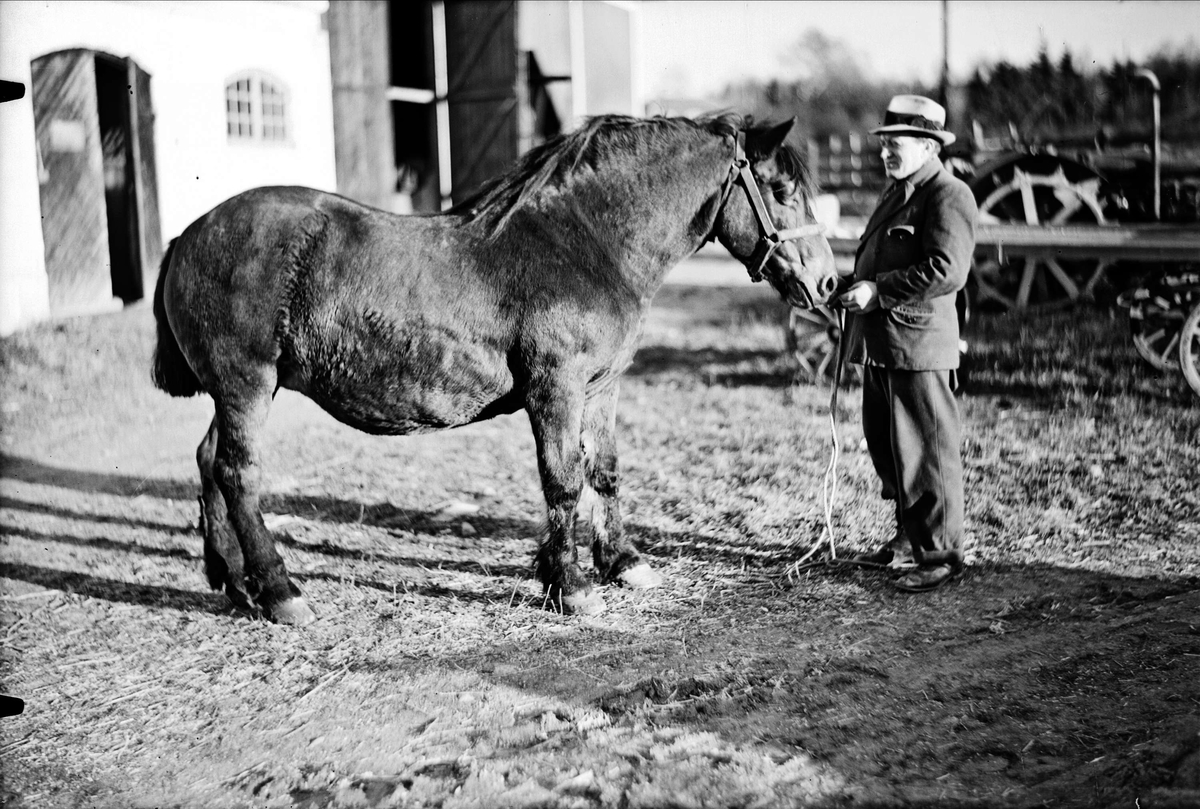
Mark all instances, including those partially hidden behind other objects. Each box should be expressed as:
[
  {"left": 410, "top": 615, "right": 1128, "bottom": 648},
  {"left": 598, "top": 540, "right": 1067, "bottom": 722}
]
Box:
[
  {"left": 889, "top": 303, "right": 935, "bottom": 326},
  {"left": 878, "top": 224, "right": 920, "bottom": 270}
]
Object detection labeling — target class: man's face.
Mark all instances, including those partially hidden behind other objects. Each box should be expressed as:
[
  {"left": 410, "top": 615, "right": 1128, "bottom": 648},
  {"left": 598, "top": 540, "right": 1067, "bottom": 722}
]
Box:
[{"left": 880, "top": 135, "right": 937, "bottom": 180}]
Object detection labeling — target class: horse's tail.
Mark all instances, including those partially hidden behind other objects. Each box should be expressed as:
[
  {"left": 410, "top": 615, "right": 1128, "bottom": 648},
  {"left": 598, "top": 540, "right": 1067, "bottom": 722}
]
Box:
[{"left": 151, "top": 238, "right": 204, "bottom": 397}]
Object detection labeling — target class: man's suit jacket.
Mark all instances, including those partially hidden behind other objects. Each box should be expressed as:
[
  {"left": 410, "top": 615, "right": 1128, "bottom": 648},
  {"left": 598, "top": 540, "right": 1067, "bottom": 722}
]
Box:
[{"left": 843, "top": 157, "right": 977, "bottom": 370}]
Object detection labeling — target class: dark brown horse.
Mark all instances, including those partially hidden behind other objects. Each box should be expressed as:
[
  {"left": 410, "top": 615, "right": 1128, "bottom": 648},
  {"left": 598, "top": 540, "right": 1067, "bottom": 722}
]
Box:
[{"left": 152, "top": 113, "right": 837, "bottom": 625}]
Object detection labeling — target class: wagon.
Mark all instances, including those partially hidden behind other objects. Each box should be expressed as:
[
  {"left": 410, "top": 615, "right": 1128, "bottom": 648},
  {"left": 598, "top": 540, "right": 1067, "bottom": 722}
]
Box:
[
  {"left": 791, "top": 225, "right": 1200, "bottom": 399},
  {"left": 792, "top": 88, "right": 1200, "bottom": 400}
]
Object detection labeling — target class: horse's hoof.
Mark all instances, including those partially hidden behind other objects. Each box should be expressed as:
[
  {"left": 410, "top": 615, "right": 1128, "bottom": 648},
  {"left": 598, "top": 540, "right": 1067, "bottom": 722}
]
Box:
[
  {"left": 269, "top": 597, "right": 317, "bottom": 626},
  {"left": 617, "top": 563, "right": 663, "bottom": 589},
  {"left": 225, "top": 583, "right": 258, "bottom": 612},
  {"left": 559, "top": 589, "right": 606, "bottom": 616}
]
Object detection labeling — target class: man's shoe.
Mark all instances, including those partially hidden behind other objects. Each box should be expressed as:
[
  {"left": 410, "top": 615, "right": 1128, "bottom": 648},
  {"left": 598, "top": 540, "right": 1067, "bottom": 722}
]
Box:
[
  {"left": 847, "top": 547, "right": 893, "bottom": 568},
  {"left": 887, "top": 541, "right": 917, "bottom": 570},
  {"left": 894, "top": 565, "right": 955, "bottom": 593},
  {"left": 848, "top": 538, "right": 916, "bottom": 570}
]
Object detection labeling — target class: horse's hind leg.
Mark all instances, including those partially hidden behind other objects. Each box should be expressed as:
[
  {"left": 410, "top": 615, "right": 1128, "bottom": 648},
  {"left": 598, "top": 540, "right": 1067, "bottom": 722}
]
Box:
[
  {"left": 527, "top": 381, "right": 604, "bottom": 615},
  {"left": 196, "top": 417, "right": 256, "bottom": 610},
  {"left": 212, "top": 378, "right": 315, "bottom": 626},
  {"left": 580, "top": 383, "right": 662, "bottom": 590}
]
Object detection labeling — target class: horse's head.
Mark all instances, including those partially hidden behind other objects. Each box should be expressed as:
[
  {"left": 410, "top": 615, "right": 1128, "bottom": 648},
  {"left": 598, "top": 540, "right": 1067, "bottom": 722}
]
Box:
[{"left": 712, "top": 119, "right": 838, "bottom": 309}]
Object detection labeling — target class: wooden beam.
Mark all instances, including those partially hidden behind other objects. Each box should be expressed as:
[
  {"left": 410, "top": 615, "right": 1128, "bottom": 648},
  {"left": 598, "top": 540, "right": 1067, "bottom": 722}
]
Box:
[
  {"left": 828, "top": 224, "right": 1200, "bottom": 263},
  {"left": 327, "top": 0, "right": 394, "bottom": 209}
]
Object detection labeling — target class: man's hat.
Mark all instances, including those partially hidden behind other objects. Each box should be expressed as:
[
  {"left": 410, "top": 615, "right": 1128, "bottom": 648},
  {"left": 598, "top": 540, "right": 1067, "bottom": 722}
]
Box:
[{"left": 870, "top": 95, "right": 956, "bottom": 146}]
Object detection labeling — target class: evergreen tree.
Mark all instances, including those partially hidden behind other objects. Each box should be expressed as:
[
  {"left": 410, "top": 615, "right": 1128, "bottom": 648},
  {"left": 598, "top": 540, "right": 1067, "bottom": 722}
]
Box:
[{"left": 702, "top": 30, "right": 1200, "bottom": 149}]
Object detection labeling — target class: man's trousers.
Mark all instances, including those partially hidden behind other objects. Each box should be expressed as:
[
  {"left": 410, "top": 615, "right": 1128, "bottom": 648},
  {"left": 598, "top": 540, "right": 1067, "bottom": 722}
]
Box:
[{"left": 862, "top": 365, "right": 965, "bottom": 569}]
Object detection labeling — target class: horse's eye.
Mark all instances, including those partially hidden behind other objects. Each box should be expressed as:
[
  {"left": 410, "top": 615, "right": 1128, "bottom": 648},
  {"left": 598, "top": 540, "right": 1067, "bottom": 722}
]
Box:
[{"left": 773, "top": 181, "right": 798, "bottom": 205}]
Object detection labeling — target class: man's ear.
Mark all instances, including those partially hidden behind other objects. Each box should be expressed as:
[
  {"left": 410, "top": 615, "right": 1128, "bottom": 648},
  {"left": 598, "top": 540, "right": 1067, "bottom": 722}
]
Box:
[{"left": 749, "top": 117, "right": 797, "bottom": 157}]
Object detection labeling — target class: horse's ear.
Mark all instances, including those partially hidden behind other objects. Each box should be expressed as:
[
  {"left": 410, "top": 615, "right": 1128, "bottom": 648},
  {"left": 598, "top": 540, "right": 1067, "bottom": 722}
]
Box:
[{"left": 749, "top": 117, "right": 797, "bottom": 157}]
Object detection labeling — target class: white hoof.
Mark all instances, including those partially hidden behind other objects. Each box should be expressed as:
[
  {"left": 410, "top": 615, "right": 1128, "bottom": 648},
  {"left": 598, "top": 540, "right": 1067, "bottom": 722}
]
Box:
[
  {"left": 617, "top": 563, "right": 663, "bottom": 589},
  {"left": 560, "top": 589, "right": 607, "bottom": 616},
  {"left": 269, "top": 596, "right": 317, "bottom": 626}
]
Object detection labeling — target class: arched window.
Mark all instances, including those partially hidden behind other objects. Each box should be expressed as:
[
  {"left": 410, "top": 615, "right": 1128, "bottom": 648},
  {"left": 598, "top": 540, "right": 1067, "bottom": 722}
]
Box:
[{"left": 225, "top": 71, "right": 289, "bottom": 143}]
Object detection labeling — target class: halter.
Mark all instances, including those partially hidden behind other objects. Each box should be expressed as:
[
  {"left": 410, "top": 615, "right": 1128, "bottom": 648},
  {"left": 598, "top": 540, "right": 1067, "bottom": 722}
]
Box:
[{"left": 713, "top": 131, "right": 826, "bottom": 286}]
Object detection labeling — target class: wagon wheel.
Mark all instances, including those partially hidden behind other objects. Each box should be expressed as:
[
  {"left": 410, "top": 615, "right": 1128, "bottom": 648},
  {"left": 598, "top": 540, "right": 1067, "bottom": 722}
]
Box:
[
  {"left": 973, "top": 165, "right": 1111, "bottom": 312},
  {"left": 787, "top": 306, "right": 860, "bottom": 385},
  {"left": 1122, "top": 277, "right": 1200, "bottom": 371},
  {"left": 1180, "top": 302, "right": 1200, "bottom": 399}
]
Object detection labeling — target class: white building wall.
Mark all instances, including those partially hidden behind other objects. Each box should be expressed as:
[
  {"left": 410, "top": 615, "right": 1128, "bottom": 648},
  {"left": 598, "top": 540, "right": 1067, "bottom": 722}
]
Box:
[
  {"left": 581, "top": 1, "right": 640, "bottom": 117},
  {"left": 517, "top": 0, "right": 642, "bottom": 128},
  {"left": 517, "top": 0, "right": 574, "bottom": 128},
  {"left": 0, "top": 0, "right": 336, "bottom": 335},
  {"left": 0, "top": 1, "right": 49, "bottom": 335}
]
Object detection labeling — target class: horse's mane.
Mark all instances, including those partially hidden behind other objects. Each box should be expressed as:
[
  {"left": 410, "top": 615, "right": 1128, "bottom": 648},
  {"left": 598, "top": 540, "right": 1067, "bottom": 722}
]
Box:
[{"left": 452, "top": 112, "right": 815, "bottom": 236}]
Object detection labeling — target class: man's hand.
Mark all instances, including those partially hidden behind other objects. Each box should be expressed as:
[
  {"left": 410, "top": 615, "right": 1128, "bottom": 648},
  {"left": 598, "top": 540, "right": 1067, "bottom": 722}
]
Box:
[{"left": 838, "top": 280, "right": 880, "bottom": 313}]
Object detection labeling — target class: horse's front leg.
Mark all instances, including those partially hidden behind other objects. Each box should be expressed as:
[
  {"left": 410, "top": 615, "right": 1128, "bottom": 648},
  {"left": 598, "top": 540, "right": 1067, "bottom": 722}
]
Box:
[
  {"left": 579, "top": 382, "right": 662, "bottom": 590},
  {"left": 527, "top": 380, "right": 605, "bottom": 615}
]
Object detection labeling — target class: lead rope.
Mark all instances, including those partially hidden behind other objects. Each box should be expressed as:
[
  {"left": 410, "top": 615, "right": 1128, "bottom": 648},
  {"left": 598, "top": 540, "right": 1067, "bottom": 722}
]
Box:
[{"left": 787, "top": 307, "right": 847, "bottom": 581}]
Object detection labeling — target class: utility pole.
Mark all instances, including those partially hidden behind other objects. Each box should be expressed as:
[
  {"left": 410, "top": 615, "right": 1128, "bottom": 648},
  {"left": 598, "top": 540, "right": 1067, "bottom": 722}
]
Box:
[
  {"left": 1136, "top": 68, "right": 1161, "bottom": 221},
  {"left": 939, "top": 0, "right": 950, "bottom": 111}
]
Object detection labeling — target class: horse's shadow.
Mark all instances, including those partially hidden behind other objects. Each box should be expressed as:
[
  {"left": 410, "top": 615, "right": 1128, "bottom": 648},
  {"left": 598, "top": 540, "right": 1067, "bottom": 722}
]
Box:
[
  {"left": 0, "top": 559, "right": 515, "bottom": 615},
  {"left": 0, "top": 454, "right": 800, "bottom": 617},
  {"left": 0, "top": 454, "right": 195, "bottom": 501},
  {"left": 0, "top": 560, "right": 232, "bottom": 615},
  {"left": 0, "top": 452, "right": 540, "bottom": 545},
  {"left": 627, "top": 345, "right": 794, "bottom": 388}
]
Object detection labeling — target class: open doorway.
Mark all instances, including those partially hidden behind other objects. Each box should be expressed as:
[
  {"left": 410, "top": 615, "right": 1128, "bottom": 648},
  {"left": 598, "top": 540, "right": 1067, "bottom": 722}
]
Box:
[
  {"left": 31, "top": 49, "right": 161, "bottom": 316},
  {"left": 95, "top": 52, "right": 138, "bottom": 302},
  {"left": 388, "top": 2, "right": 439, "bottom": 213}
]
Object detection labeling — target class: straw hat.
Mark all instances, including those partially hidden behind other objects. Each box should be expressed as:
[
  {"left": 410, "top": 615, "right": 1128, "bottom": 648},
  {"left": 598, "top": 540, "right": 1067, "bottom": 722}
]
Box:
[{"left": 870, "top": 95, "right": 956, "bottom": 146}]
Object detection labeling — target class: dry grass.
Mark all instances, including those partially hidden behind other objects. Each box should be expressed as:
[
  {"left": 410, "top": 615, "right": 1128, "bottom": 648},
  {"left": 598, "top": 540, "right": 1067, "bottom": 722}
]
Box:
[{"left": 1, "top": 282, "right": 1198, "bottom": 808}]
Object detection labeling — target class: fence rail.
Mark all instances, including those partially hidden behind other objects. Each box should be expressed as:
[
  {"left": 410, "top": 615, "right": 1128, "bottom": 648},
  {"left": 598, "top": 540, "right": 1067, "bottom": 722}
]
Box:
[{"left": 828, "top": 223, "right": 1200, "bottom": 263}]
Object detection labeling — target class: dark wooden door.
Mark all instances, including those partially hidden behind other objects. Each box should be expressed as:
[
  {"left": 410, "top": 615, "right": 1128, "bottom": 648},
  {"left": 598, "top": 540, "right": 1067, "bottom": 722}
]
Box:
[
  {"left": 31, "top": 49, "right": 113, "bottom": 315},
  {"left": 95, "top": 53, "right": 136, "bottom": 302},
  {"left": 444, "top": 0, "right": 519, "bottom": 204},
  {"left": 31, "top": 50, "right": 162, "bottom": 314}
]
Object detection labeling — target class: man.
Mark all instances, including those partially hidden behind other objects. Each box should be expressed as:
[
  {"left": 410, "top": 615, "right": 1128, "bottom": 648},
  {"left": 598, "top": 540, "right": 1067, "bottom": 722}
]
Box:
[{"left": 839, "top": 95, "right": 977, "bottom": 593}]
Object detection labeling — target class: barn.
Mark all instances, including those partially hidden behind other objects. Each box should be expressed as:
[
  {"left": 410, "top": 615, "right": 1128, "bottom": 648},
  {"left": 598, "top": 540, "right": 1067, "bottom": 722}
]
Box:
[
  {"left": 0, "top": 0, "right": 639, "bottom": 336},
  {"left": 328, "top": 1, "right": 641, "bottom": 212}
]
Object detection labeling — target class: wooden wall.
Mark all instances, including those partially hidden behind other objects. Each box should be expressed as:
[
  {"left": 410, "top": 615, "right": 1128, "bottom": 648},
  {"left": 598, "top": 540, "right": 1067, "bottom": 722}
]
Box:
[
  {"left": 32, "top": 50, "right": 114, "bottom": 315},
  {"left": 445, "top": 1, "right": 519, "bottom": 204},
  {"left": 327, "top": 0, "right": 393, "bottom": 209}
]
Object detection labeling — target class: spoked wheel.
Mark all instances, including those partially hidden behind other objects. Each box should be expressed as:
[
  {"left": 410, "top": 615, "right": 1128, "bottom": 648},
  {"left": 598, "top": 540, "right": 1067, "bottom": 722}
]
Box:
[
  {"left": 1119, "top": 272, "right": 1200, "bottom": 371},
  {"left": 1180, "top": 302, "right": 1200, "bottom": 399},
  {"left": 787, "top": 306, "right": 860, "bottom": 385},
  {"left": 971, "top": 157, "right": 1111, "bottom": 312}
]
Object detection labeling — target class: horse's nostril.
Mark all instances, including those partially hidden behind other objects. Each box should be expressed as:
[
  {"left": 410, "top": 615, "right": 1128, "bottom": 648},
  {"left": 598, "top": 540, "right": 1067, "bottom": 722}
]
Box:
[{"left": 820, "top": 276, "right": 837, "bottom": 296}]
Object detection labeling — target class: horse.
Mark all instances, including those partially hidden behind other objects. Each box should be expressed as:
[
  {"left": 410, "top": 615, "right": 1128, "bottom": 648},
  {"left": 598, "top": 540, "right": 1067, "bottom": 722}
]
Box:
[{"left": 151, "top": 112, "right": 838, "bottom": 625}]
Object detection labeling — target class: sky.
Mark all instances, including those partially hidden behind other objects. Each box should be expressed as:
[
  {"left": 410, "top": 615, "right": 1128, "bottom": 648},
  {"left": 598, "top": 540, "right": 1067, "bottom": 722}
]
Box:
[{"left": 637, "top": 0, "right": 1200, "bottom": 98}]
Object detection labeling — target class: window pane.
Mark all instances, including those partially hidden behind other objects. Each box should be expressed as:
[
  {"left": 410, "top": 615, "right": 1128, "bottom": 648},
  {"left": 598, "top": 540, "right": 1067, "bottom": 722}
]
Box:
[
  {"left": 259, "top": 80, "right": 286, "bottom": 141},
  {"left": 226, "top": 82, "right": 242, "bottom": 139},
  {"left": 226, "top": 74, "right": 290, "bottom": 142}
]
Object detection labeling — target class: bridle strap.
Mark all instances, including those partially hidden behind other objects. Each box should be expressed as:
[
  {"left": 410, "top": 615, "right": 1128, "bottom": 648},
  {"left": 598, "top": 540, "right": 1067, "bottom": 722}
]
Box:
[
  {"left": 711, "top": 131, "right": 826, "bottom": 285},
  {"left": 712, "top": 135, "right": 746, "bottom": 219}
]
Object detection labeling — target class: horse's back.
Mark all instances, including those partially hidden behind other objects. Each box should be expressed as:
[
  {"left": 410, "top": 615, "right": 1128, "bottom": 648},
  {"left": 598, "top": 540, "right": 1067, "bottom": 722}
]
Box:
[
  {"left": 161, "top": 187, "right": 367, "bottom": 394},
  {"left": 162, "top": 186, "right": 522, "bottom": 433},
  {"left": 175, "top": 186, "right": 359, "bottom": 277},
  {"left": 168, "top": 186, "right": 349, "bottom": 292}
]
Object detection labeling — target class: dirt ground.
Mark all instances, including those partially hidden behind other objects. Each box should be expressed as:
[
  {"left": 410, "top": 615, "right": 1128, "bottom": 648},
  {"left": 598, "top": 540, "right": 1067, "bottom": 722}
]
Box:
[{"left": 2, "top": 278, "right": 1199, "bottom": 808}]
